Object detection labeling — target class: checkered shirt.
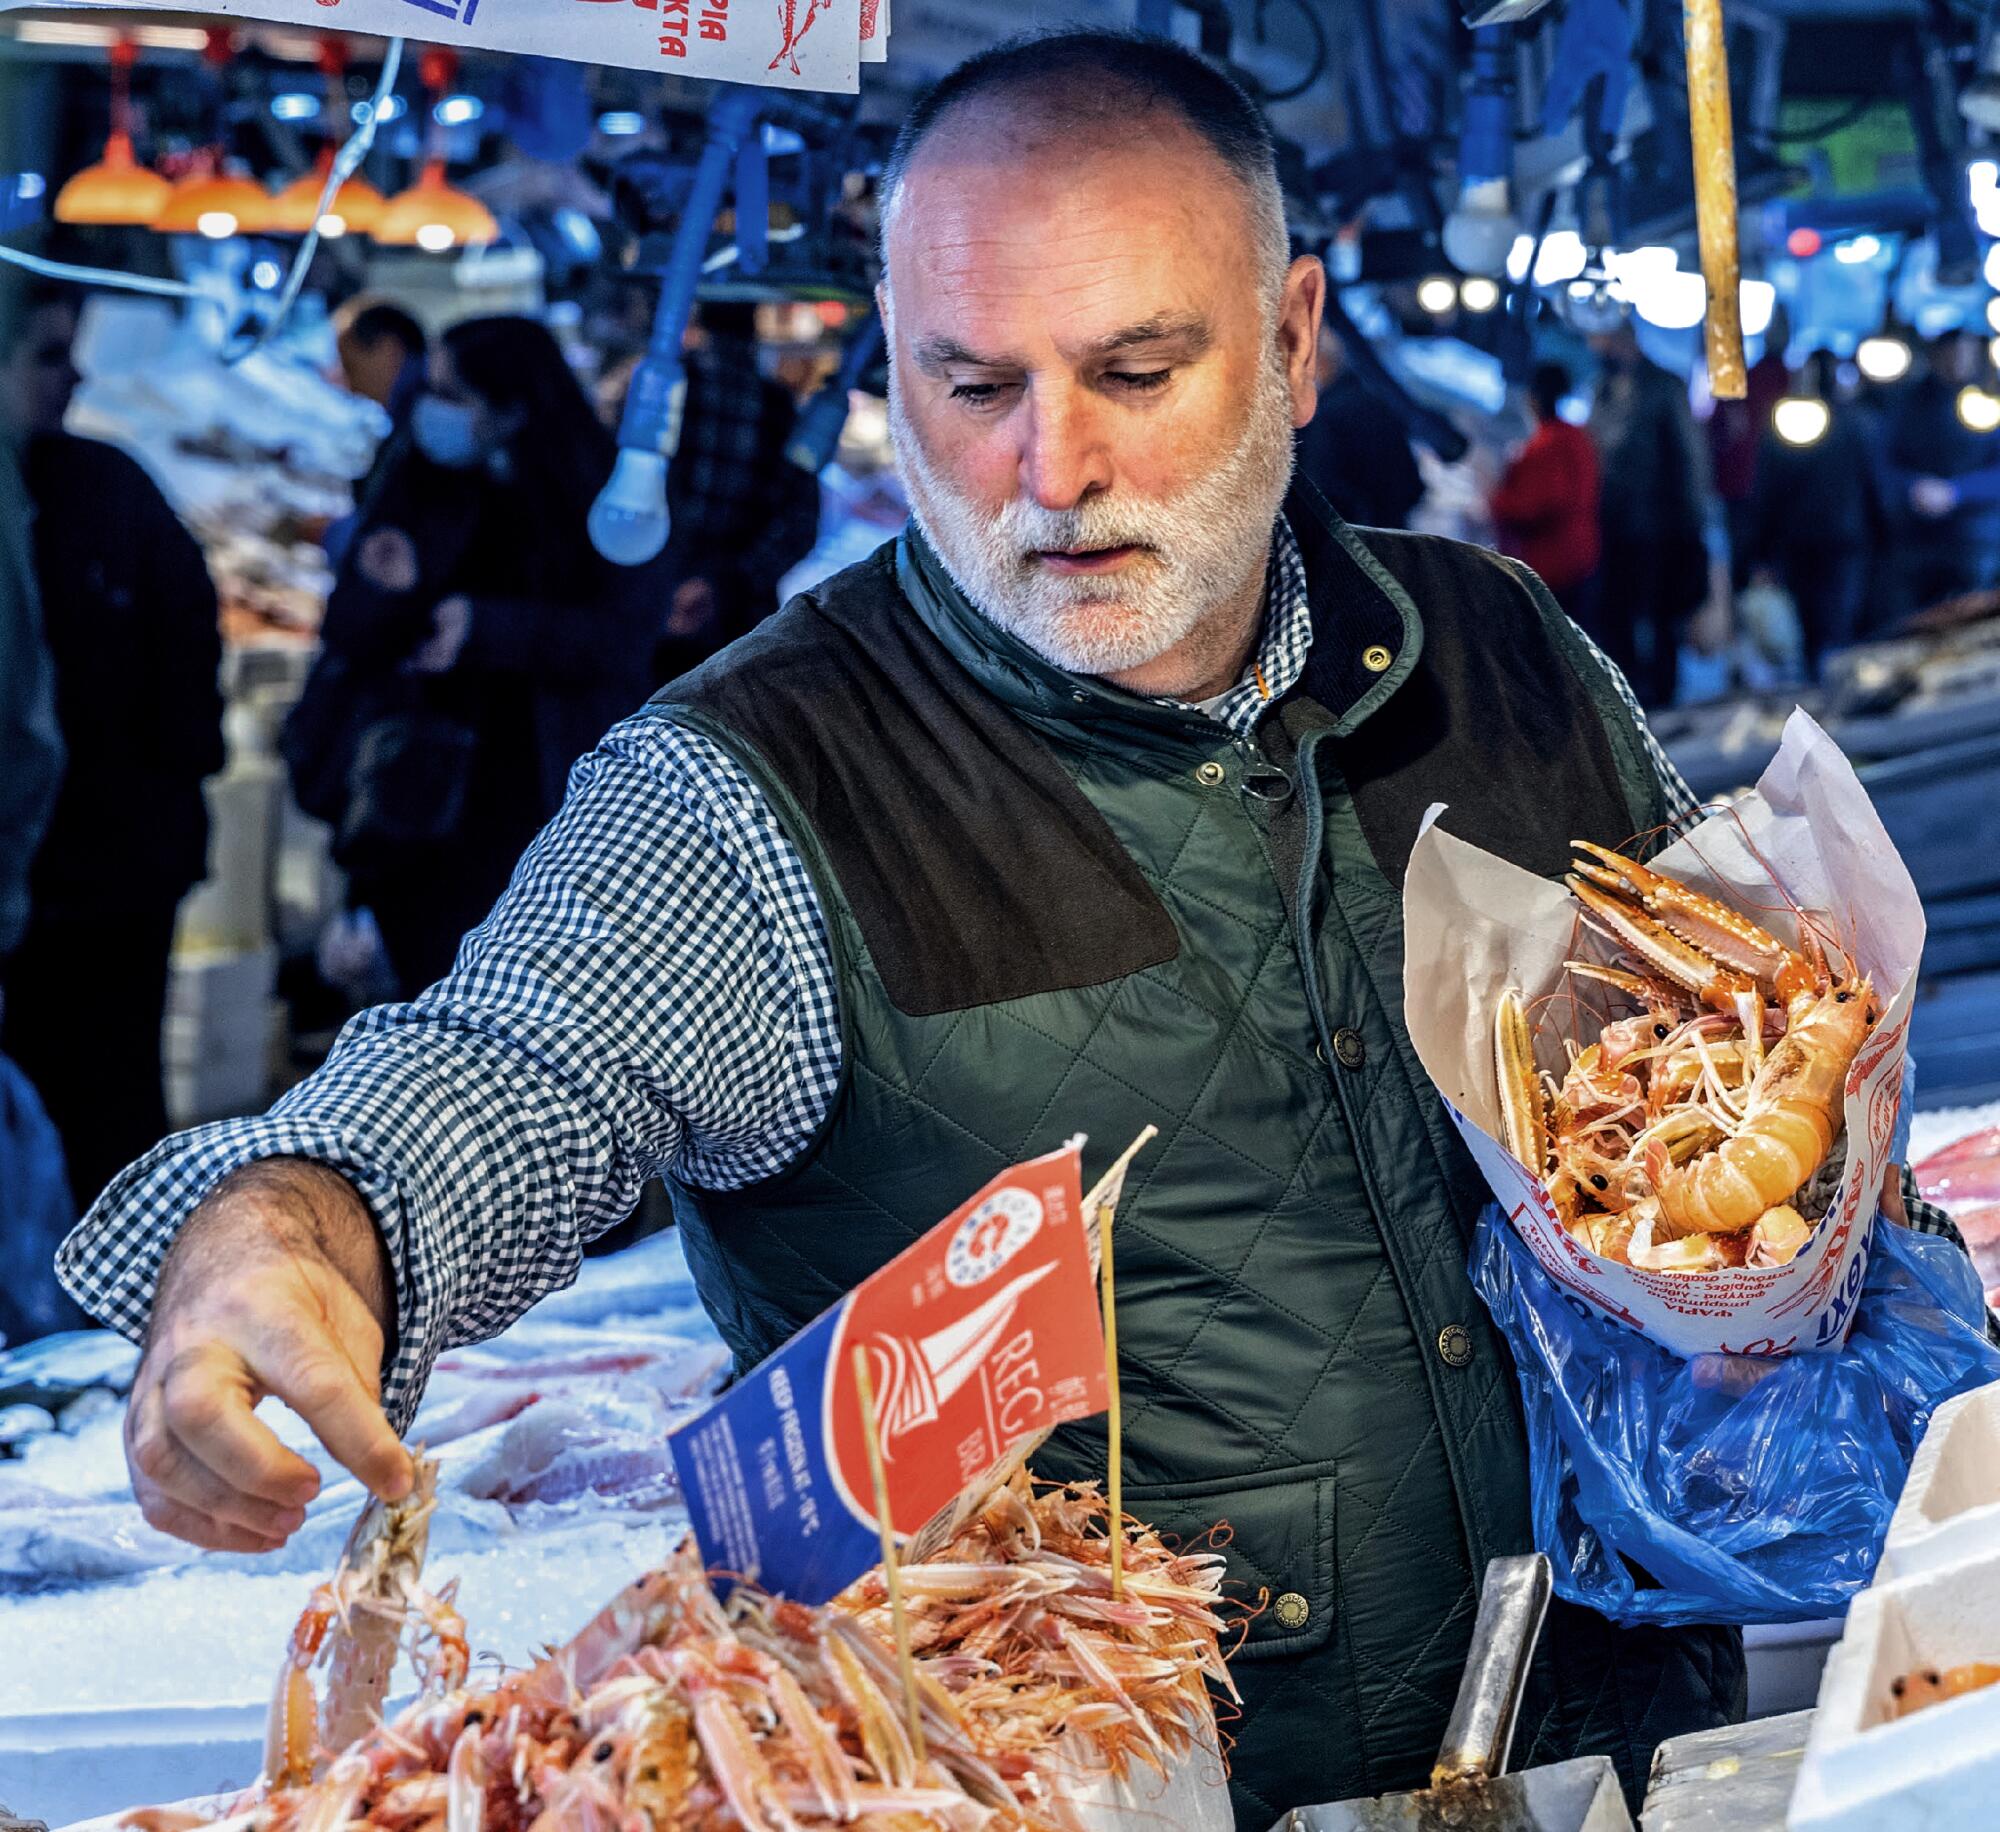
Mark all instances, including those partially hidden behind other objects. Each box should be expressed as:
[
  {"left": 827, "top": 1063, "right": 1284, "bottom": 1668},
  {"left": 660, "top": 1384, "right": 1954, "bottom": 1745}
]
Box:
[{"left": 54, "top": 519, "right": 1967, "bottom": 1424}]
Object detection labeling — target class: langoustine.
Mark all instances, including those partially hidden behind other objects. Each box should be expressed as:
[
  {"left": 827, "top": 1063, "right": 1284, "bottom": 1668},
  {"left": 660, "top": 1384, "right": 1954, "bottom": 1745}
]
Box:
[
  {"left": 139, "top": 1467, "right": 1234, "bottom": 1831},
  {"left": 1495, "top": 838, "right": 1877, "bottom": 1273}
]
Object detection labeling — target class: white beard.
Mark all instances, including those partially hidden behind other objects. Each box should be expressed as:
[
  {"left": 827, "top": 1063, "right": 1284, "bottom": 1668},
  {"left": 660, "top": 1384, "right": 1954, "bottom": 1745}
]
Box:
[{"left": 889, "top": 344, "right": 1297, "bottom": 678}]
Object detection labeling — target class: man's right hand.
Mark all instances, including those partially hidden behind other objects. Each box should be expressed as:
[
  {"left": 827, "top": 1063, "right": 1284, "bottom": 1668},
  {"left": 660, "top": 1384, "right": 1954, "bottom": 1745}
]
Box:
[{"left": 126, "top": 1159, "right": 414, "bottom": 1552}]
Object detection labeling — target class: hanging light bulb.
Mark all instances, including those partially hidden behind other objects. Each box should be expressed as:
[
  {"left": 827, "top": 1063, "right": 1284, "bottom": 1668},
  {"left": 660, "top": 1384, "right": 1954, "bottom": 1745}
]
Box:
[
  {"left": 153, "top": 31, "right": 269, "bottom": 238},
  {"left": 54, "top": 38, "right": 170, "bottom": 227},
  {"left": 1773, "top": 396, "right": 1831, "bottom": 446},
  {"left": 374, "top": 48, "right": 496, "bottom": 252},
  {"left": 373, "top": 160, "right": 497, "bottom": 250},
  {"left": 266, "top": 41, "right": 387, "bottom": 239},
  {"left": 1959, "top": 385, "right": 2000, "bottom": 433},
  {"left": 266, "top": 148, "right": 385, "bottom": 238},
  {"left": 1857, "top": 335, "right": 1913, "bottom": 383}
]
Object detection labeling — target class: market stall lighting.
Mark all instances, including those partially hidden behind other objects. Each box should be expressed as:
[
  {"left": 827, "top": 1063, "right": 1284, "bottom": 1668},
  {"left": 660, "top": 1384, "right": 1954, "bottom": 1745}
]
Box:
[
  {"left": 1773, "top": 396, "right": 1830, "bottom": 447},
  {"left": 1741, "top": 281, "right": 1776, "bottom": 339},
  {"left": 1987, "top": 297, "right": 2000, "bottom": 336},
  {"left": 1959, "top": 385, "right": 2000, "bottom": 432},
  {"left": 55, "top": 38, "right": 170, "bottom": 228},
  {"left": 1834, "top": 235, "right": 1881, "bottom": 264},
  {"left": 250, "top": 258, "right": 280, "bottom": 289},
  {"left": 372, "top": 160, "right": 497, "bottom": 249},
  {"left": 1416, "top": 275, "right": 1459, "bottom": 315},
  {"left": 433, "top": 94, "right": 483, "bottom": 127},
  {"left": 271, "top": 92, "right": 320, "bottom": 122},
  {"left": 353, "top": 96, "right": 408, "bottom": 127},
  {"left": 16, "top": 173, "right": 44, "bottom": 202},
  {"left": 1857, "top": 335, "right": 1913, "bottom": 382},
  {"left": 1458, "top": 276, "right": 1501, "bottom": 312},
  {"left": 267, "top": 153, "right": 385, "bottom": 238},
  {"left": 155, "top": 170, "right": 271, "bottom": 238},
  {"left": 54, "top": 133, "right": 170, "bottom": 226},
  {"left": 1985, "top": 245, "right": 2000, "bottom": 291},
  {"left": 1786, "top": 227, "right": 1823, "bottom": 258},
  {"left": 597, "top": 111, "right": 645, "bottom": 136}
]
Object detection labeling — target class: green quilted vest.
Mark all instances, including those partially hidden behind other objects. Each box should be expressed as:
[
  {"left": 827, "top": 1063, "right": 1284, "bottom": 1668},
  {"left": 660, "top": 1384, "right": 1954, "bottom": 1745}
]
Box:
[{"left": 654, "top": 484, "right": 1743, "bottom": 1825}]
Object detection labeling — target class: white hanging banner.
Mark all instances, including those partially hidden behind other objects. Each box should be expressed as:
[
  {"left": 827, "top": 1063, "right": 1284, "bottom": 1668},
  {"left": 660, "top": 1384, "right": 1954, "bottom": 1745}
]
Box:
[{"left": 5, "top": 0, "right": 863, "bottom": 93}]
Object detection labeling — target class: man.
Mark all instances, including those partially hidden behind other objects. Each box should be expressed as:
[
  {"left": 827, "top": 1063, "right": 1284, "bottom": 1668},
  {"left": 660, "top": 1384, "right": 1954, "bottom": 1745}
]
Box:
[
  {"left": 0, "top": 282, "right": 223, "bottom": 1213},
  {"left": 1886, "top": 328, "right": 2000, "bottom": 614},
  {"left": 1294, "top": 321, "right": 1425, "bottom": 529},
  {"left": 1589, "top": 320, "right": 1715, "bottom": 707},
  {"left": 328, "top": 295, "right": 428, "bottom": 563},
  {"left": 652, "top": 299, "right": 822, "bottom": 681},
  {"left": 56, "top": 33, "right": 1957, "bottom": 1821}
]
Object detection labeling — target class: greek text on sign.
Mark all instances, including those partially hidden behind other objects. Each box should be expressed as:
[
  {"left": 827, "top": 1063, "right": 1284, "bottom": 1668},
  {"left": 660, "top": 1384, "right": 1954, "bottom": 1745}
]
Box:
[{"left": 668, "top": 1143, "right": 1108, "bottom": 1602}]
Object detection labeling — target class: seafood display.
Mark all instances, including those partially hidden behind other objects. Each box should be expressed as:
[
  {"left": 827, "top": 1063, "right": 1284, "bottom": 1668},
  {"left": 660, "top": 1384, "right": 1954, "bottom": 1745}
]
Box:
[
  {"left": 1888, "top": 1661, "right": 2000, "bottom": 1719},
  {"left": 1494, "top": 839, "right": 1878, "bottom": 1274},
  {"left": 134, "top": 1462, "right": 1234, "bottom": 1830}
]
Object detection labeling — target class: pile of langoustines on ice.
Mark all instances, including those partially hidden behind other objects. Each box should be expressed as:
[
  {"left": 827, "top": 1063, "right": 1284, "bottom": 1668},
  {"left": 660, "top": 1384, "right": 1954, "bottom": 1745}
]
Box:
[
  {"left": 1494, "top": 837, "right": 1877, "bottom": 1275},
  {"left": 122, "top": 1459, "right": 1238, "bottom": 1831}
]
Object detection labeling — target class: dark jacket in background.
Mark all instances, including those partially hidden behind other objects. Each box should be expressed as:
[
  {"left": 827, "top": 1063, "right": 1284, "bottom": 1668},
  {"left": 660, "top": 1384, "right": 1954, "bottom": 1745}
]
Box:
[
  {"left": 1295, "top": 372, "right": 1426, "bottom": 530},
  {"left": 1884, "top": 373, "right": 2000, "bottom": 610},
  {"left": 2, "top": 430, "right": 222, "bottom": 1216},
  {"left": 1749, "top": 411, "right": 1887, "bottom": 669},
  {"left": 289, "top": 447, "right": 667, "bottom": 995},
  {"left": 656, "top": 340, "right": 821, "bottom": 679}
]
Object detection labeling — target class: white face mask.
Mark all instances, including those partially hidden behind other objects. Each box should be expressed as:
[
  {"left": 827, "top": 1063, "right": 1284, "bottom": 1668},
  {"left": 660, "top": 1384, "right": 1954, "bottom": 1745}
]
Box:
[
  {"left": 889, "top": 339, "right": 1297, "bottom": 680},
  {"left": 411, "top": 393, "right": 481, "bottom": 470}
]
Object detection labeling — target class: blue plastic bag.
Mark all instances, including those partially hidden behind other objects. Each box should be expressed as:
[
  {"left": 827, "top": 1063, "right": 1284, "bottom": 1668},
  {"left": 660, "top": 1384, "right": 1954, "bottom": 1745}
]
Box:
[
  {"left": 0, "top": 1050, "right": 77, "bottom": 1349},
  {"left": 1471, "top": 1201, "right": 2000, "bottom": 1626}
]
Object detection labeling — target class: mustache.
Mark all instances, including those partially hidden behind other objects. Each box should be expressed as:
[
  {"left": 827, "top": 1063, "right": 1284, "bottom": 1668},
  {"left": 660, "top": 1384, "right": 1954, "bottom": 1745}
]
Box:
[{"left": 989, "top": 502, "right": 1173, "bottom": 560}]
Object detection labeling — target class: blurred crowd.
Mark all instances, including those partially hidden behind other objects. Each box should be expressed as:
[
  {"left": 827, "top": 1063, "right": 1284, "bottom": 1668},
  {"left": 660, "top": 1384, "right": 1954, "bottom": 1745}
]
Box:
[{"left": 1302, "top": 315, "right": 2000, "bottom": 706}]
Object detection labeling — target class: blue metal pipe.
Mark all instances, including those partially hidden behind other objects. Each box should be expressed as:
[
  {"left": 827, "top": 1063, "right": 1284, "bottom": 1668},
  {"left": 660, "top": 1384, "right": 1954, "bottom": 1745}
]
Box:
[
  {"left": 786, "top": 314, "right": 884, "bottom": 474},
  {"left": 1459, "top": 24, "right": 1513, "bottom": 189}
]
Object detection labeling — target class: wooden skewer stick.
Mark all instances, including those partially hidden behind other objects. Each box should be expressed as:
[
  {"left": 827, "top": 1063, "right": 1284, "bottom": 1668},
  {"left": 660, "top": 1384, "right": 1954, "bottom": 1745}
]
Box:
[
  {"left": 1684, "top": 0, "right": 1747, "bottom": 399},
  {"left": 1098, "top": 1191, "right": 1125, "bottom": 1603},
  {"left": 852, "top": 1345, "right": 928, "bottom": 1764}
]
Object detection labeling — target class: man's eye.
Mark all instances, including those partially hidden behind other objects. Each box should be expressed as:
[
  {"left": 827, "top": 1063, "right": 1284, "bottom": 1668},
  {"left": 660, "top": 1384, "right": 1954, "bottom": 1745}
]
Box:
[
  {"left": 1107, "top": 370, "right": 1172, "bottom": 393},
  {"left": 949, "top": 381, "right": 1015, "bottom": 407}
]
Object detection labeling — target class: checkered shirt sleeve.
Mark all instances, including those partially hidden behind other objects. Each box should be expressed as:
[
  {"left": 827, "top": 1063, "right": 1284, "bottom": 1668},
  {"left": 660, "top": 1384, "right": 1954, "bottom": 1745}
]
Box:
[{"left": 55, "top": 712, "right": 845, "bottom": 1430}]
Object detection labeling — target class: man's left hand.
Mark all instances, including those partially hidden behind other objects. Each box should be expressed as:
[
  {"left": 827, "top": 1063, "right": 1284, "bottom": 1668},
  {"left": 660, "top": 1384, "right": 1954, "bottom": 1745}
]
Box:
[{"left": 409, "top": 596, "right": 472, "bottom": 674}]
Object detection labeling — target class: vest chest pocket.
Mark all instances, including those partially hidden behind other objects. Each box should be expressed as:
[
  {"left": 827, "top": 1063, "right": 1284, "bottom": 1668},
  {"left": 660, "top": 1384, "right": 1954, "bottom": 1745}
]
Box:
[{"left": 1121, "top": 1464, "right": 1336, "bottom": 1664}]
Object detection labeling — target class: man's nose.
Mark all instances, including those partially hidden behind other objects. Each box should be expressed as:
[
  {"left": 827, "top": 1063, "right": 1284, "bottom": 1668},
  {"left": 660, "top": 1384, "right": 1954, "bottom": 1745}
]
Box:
[{"left": 1019, "top": 386, "right": 1113, "bottom": 512}]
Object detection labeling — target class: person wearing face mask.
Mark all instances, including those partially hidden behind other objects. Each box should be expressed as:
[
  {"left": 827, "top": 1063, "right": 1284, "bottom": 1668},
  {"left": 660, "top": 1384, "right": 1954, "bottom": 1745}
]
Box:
[
  {"left": 282, "top": 314, "right": 665, "bottom": 997},
  {"left": 58, "top": 34, "right": 1980, "bottom": 1824}
]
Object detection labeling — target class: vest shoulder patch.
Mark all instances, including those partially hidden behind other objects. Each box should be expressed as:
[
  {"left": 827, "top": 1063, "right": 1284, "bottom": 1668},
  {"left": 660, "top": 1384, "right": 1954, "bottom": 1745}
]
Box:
[{"left": 655, "top": 549, "right": 1179, "bottom": 1017}]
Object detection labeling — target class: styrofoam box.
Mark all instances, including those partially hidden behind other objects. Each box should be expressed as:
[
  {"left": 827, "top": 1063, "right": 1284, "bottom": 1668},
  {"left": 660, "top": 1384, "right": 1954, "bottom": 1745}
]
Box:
[
  {"left": 1878, "top": 1378, "right": 2000, "bottom": 1584},
  {"left": 1789, "top": 1549, "right": 2000, "bottom": 1830},
  {"left": 0, "top": 1703, "right": 264, "bottom": 1824}
]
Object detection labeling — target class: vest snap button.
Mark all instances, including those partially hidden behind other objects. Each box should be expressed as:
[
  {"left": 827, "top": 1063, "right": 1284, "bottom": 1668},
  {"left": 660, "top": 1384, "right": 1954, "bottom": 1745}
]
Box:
[
  {"left": 1437, "top": 1324, "right": 1474, "bottom": 1369},
  {"left": 1274, "top": 1591, "right": 1310, "bottom": 1630},
  {"left": 1195, "top": 760, "right": 1227, "bottom": 787},
  {"left": 1332, "top": 1027, "right": 1366, "bottom": 1070},
  {"left": 1362, "top": 644, "right": 1393, "bottom": 673}
]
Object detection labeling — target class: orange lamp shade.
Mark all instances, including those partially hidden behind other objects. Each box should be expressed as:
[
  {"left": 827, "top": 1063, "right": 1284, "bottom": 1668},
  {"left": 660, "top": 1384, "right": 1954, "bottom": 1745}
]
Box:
[
  {"left": 372, "top": 161, "right": 496, "bottom": 252},
  {"left": 155, "top": 170, "right": 272, "bottom": 239},
  {"left": 53, "top": 132, "right": 171, "bottom": 227},
  {"left": 267, "top": 158, "right": 385, "bottom": 238}
]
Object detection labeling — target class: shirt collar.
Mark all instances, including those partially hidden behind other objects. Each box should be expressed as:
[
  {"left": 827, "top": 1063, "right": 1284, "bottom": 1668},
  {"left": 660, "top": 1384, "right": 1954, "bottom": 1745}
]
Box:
[{"left": 1156, "top": 516, "right": 1310, "bottom": 739}]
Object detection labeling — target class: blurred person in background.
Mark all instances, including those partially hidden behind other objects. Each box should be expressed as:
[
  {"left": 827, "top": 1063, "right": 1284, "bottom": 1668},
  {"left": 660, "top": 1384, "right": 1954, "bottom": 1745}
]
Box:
[
  {"left": 1490, "top": 361, "right": 1601, "bottom": 627},
  {"left": 0, "top": 281, "right": 224, "bottom": 1212},
  {"left": 1294, "top": 321, "right": 1424, "bottom": 529},
  {"left": 1708, "top": 307, "right": 1790, "bottom": 584},
  {"left": 284, "top": 314, "right": 665, "bottom": 999},
  {"left": 1746, "top": 352, "right": 1886, "bottom": 678},
  {"left": 1588, "top": 319, "right": 1714, "bottom": 708},
  {"left": 326, "top": 297, "right": 429, "bottom": 568},
  {"left": 647, "top": 299, "right": 821, "bottom": 681},
  {"left": 1886, "top": 329, "right": 2000, "bottom": 613}
]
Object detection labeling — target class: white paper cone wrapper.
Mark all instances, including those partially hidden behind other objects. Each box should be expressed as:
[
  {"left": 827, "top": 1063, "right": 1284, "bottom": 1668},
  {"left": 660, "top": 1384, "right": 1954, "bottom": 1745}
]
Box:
[{"left": 1402, "top": 710, "right": 1924, "bottom": 1359}]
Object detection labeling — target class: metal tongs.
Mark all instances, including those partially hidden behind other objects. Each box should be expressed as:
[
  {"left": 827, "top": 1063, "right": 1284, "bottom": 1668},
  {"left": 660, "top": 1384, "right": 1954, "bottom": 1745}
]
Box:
[{"left": 1270, "top": 1553, "right": 1634, "bottom": 1831}]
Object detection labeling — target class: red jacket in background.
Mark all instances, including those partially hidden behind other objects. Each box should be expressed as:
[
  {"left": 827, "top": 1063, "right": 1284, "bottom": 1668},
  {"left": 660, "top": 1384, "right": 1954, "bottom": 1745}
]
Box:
[{"left": 1490, "top": 417, "right": 1602, "bottom": 593}]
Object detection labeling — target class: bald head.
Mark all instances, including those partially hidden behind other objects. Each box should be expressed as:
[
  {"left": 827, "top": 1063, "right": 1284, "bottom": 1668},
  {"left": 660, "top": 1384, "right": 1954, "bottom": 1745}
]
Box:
[{"left": 879, "top": 30, "right": 1290, "bottom": 300}]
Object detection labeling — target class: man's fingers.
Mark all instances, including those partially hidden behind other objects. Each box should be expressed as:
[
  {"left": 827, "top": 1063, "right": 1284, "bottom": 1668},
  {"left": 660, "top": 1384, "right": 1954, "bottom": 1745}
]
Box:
[
  {"left": 128, "top": 1411, "right": 309, "bottom": 1542},
  {"left": 136, "top": 1490, "right": 288, "bottom": 1556},
  {"left": 264, "top": 1348, "right": 413, "bottom": 1504},
  {"left": 155, "top": 1345, "right": 323, "bottom": 1511}
]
